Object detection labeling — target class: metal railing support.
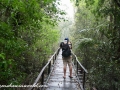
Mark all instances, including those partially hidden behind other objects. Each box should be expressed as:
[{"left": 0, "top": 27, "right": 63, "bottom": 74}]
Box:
[
  {"left": 77, "top": 62, "right": 78, "bottom": 74},
  {"left": 41, "top": 71, "right": 44, "bottom": 85},
  {"left": 53, "top": 56, "right": 55, "bottom": 64},
  {"left": 83, "top": 71, "right": 86, "bottom": 89},
  {"left": 48, "top": 61, "right": 51, "bottom": 74}
]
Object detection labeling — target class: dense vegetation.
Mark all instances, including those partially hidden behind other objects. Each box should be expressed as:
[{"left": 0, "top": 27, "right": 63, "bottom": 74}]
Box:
[
  {"left": 1, "top": 0, "right": 120, "bottom": 90},
  {"left": 0, "top": 0, "right": 63, "bottom": 85},
  {"left": 72, "top": 0, "right": 120, "bottom": 90}
]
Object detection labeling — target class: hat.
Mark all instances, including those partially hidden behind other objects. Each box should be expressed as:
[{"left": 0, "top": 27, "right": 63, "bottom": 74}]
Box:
[{"left": 64, "top": 38, "right": 69, "bottom": 41}]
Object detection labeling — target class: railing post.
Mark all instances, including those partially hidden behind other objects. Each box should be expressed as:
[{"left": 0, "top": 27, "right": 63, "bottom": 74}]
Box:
[
  {"left": 55, "top": 54, "right": 56, "bottom": 60},
  {"left": 48, "top": 61, "right": 51, "bottom": 74},
  {"left": 75, "top": 57, "right": 77, "bottom": 70},
  {"left": 77, "top": 62, "right": 78, "bottom": 74},
  {"left": 53, "top": 56, "right": 55, "bottom": 64},
  {"left": 41, "top": 71, "right": 44, "bottom": 85},
  {"left": 83, "top": 71, "right": 86, "bottom": 89},
  {"left": 57, "top": 48, "right": 59, "bottom": 55},
  {"left": 73, "top": 56, "right": 76, "bottom": 66}
]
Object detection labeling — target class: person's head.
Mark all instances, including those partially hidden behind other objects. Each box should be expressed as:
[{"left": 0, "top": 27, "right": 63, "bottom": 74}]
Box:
[
  {"left": 64, "top": 38, "right": 69, "bottom": 41},
  {"left": 64, "top": 38, "right": 69, "bottom": 43}
]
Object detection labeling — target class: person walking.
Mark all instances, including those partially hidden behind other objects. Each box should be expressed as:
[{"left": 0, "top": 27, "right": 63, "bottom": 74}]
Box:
[{"left": 60, "top": 38, "right": 73, "bottom": 79}]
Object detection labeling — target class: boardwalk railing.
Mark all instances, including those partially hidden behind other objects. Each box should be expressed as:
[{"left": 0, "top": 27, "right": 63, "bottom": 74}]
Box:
[
  {"left": 28, "top": 48, "right": 88, "bottom": 90},
  {"left": 72, "top": 52, "right": 88, "bottom": 90},
  {"left": 28, "top": 48, "right": 60, "bottom": 90}
]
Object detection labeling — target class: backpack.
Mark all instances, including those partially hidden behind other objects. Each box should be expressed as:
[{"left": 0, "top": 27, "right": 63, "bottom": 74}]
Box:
[
  {"left": 60, "top": 42, "right": 64, "bottom": 48},
  {"left": 62, "top": 43, "right": 71, "bottom": 57}
]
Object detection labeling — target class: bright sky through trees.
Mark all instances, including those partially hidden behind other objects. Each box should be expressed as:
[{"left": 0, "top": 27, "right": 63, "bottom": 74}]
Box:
[
  {"left": 57, "top": 0, "right": 75, "bottom": 20},
  {"left": 57, "top": 0, "right": 75, "bottom": 41}
]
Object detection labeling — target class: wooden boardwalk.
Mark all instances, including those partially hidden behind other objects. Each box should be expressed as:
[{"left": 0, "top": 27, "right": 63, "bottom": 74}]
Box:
[{"left": 45, "top": 49, "right": 81, "bottom": 90}]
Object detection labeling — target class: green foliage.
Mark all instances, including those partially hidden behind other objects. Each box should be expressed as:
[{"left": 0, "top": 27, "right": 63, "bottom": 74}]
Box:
[
  {"left": 78, "top": 38, "right": 94, "bottom": 48},
  {"left": 72, "top": 0, "right": 120, "bottom": 89},
  {"left": 0, "top": 0, "right": 62, "bottom": 86}
]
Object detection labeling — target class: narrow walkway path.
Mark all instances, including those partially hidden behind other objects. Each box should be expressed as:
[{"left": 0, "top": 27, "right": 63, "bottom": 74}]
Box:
[{"left": 45, "top": 49, "right": 81, "bottom": 90}]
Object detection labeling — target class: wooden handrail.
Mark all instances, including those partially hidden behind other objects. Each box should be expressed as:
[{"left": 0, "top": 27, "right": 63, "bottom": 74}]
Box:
[
  {"left": 73, "top": 54, "right": 88, "bottom": 73},
  {"left": 28, "top": 48, "right": 60, "bottom": 90},
  {"left": 28, "top": 48, "right": 87, "bottom": 90},
  {"left": 72, "top": 52, "right": 88, "bottom": 73},
  {"left": 33, "top": 53, "right": 55, "bottom": 85},
  {"left": 72, "top": 51, "right": 88, "bottom": 90}
]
